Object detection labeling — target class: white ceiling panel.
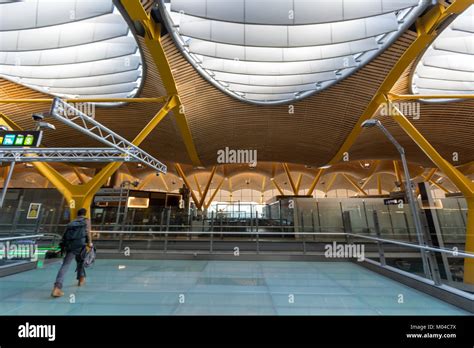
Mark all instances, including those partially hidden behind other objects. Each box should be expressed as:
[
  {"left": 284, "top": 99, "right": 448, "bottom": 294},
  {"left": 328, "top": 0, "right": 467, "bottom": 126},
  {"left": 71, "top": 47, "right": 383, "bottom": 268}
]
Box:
[
  {"left": 0, "top": 0, "right": 143, "bottom": 103},
  {"left": 163, "top": 0, "right": 429, "bottom": 104}
]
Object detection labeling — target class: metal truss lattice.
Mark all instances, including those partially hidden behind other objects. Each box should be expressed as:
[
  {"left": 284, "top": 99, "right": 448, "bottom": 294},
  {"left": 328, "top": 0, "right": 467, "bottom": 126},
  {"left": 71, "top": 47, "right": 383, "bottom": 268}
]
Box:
[
  {"left": 0, "top": 148, "right": 140, "bottom": 163},
  {"left": 49, "top": 98, "right": 167, "bottom": 173}
]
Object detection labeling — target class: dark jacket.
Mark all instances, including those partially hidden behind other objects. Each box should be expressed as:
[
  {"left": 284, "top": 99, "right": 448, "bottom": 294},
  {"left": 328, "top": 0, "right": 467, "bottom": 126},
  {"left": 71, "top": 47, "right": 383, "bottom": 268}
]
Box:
[{"left": 62, "top": 217, "right": 90, "bottom": 253}]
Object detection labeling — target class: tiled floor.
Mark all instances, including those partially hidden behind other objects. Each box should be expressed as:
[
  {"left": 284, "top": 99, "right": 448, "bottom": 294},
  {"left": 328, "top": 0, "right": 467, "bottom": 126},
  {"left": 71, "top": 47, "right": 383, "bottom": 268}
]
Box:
[{"left": 0, "top": 259, "right": 469, "bottom": 315}]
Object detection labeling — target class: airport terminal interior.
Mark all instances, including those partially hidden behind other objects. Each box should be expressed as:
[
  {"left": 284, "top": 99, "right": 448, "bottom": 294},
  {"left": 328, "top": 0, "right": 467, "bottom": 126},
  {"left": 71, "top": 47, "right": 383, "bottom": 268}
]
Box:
[{"left": 0, "top": 0, "right": 473, "bottom": 315}]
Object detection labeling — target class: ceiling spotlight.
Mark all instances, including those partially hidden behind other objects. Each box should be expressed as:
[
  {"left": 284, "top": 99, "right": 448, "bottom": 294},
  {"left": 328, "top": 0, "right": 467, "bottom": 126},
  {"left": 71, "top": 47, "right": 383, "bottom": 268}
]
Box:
[
  {"left": 36, "top": 121, "right": 56, "bottom": 131},
  {"left": 32, "top": 113, "right": 45, "bottom": 122},
  {"left": 361, "top": 119, "right": 380, "bottom": 128},
  {"left": 0, "top": 125, "right": 8, "bottom": 131},
  {"left": 319, "top": 165, "right": 331, "bottom": 169},
  {"left": 137, "top": 163, "right": 143, "bottom": 169}
]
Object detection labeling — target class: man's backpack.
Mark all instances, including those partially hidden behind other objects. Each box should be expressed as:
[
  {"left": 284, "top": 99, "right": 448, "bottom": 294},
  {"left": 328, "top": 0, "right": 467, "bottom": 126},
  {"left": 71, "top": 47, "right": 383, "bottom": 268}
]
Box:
[{"left": 62, "top": 218, "right": 87, "bottom": 252}]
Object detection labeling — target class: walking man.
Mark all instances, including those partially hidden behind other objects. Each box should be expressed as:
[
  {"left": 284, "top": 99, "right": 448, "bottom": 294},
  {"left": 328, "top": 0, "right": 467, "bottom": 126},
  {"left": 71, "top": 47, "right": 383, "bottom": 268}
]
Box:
[{"left": 51, "top": 208, "right": 93, "bottom": 297}]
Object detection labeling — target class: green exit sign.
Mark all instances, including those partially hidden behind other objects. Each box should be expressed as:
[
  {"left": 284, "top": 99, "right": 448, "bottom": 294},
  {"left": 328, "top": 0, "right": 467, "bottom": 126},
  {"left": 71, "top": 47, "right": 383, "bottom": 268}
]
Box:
[{"left": 0, "top": 131, "right": 43, "bottom": 147}]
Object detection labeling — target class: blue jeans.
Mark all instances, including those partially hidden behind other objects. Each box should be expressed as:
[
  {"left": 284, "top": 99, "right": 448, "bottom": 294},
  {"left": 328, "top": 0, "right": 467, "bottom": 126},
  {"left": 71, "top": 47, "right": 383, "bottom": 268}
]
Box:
[{"left": 54, "top": 250, "right": 85, "bottom": 289}]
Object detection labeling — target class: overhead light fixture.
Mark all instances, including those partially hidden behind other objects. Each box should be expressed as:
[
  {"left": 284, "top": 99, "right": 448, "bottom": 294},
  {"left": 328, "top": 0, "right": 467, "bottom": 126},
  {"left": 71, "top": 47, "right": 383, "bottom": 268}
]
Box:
[{"left": 319, "top": 165, "right": 331, "bottom": 169}]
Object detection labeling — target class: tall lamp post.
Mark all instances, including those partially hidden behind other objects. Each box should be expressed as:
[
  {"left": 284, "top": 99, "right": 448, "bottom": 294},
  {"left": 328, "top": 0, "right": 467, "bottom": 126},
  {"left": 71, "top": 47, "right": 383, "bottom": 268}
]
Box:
[{"left": 361, "top": 119, "right": 433, "bottom": 279}]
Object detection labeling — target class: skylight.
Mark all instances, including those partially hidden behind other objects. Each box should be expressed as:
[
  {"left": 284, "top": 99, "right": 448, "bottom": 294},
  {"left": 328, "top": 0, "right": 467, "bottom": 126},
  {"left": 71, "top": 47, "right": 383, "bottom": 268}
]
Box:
[
  {"left": 0, "top": 0, "right": 143, "bottom": 103},
  {"left": 412, "top": 5, "right": 474, "bottom": 102},
  {"left": 160, "top": 0, "right": 430, "bottom": 105}
]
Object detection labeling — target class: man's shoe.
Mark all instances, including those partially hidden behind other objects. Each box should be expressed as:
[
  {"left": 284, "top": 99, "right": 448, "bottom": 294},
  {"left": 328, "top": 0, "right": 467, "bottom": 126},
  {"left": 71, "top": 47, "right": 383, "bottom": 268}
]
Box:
[
  {"left": 78, "top": 277, "right": 86, "bottom": 287},
  {"left": 51, "top": 287, "right": 64, "bottom": 298}
]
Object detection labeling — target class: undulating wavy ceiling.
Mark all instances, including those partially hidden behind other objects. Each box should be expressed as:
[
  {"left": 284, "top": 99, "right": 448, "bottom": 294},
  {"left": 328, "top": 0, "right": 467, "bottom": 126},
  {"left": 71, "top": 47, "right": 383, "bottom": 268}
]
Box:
[
  {"left": 412, "top": 4, "right": 474, "bottom": 100},
  {"left": 160, "top": 0, "right": 430, "bottom": 105},
  {"left": 0, "top": 0, "right": 143, "bottom": 102}
]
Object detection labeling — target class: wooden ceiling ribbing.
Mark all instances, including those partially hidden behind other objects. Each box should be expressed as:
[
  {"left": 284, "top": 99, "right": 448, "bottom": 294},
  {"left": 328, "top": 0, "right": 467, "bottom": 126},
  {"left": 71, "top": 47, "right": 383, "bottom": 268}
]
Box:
[{"left": 1, "top": 19, "right": 472, "bottom": 169}]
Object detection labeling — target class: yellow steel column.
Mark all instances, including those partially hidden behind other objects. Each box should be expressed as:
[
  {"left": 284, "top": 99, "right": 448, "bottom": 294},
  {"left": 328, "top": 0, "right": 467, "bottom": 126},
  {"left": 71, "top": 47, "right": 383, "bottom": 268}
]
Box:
[
  {"left": 424, "top": 168, "right": 437, "bottom": 182},
  {"left": 282, "top": 163, "right": 298, "bottom": 195},
  {"left": 342, "top": 174, "right": 368, "bottom": 196},
  {"left": 194, "top": 175, "right": 203, "bottom": 198},
  {"left": 137, "top": 173, "right": 155, "bottom": 190},
  {"left": 390, "top": 102, "right": 474, "bottom": 284},
  {"left": 307, "top": 169, "right": 324, "bottom": 196},
  {"left": 360, "top": 160, "right": 380, "bottom": 190},
  {"left": 175, "top": 163, "right": 201, "bottom": 209},
  {"left": 465, "top": 198, "right": 474, "bottom": 284},
  {"left": 199, "top": 166, "right": 217, "bottom": 209},
  {"left": 72, "top": 167, "right": 87, "bottom": 185},
  {"left": 121, "top": 0, "right": 202, "bottom": 166},
  {"left": 328, "top": 0, "right": 472, "bottom": 165},
  {"left": 325, "top": 173, "right": 338, "bottom": 196},
  {"left": 159, "top": 174, "right": 170, "bottom": 192},
  {"left": 204, "top": 177, "right": 225, "bottom": 210},
  {"left": 295, "top": 173, "right": 303, "bottom": 194},
  {"left": 377, "top": 174, "right": 382, "bottom": 195},
  {"left": 271, "top": 178, "right": 285, "bottom": 197},
  {"left": 393, "top": 160, "right": 405, "bottom": 191}
]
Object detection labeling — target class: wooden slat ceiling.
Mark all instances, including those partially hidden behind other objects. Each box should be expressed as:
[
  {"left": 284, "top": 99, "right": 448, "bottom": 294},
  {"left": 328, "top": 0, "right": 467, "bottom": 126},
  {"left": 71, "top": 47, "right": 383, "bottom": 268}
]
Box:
[
  {"left": 162, "top": 31, "right": 419, "bottom": 167},
  {"left": 0, "top": 37, "right": 191, "bottom": 165},
  {"left": 1, "top": 21, "right": 472, "bottom": 170},
  {"left": 349, "top": 61, "right": 474, "bottom": 167}
]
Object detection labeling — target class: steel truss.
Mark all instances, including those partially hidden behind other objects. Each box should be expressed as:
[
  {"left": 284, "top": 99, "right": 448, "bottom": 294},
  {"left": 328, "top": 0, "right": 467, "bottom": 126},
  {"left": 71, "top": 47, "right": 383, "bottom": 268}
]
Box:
[
  {"left": 0, "top": 148, "right": 141, "bottom": 163},
  {"left": 49, "top": 98, "right": 167, "bottom": 173}
]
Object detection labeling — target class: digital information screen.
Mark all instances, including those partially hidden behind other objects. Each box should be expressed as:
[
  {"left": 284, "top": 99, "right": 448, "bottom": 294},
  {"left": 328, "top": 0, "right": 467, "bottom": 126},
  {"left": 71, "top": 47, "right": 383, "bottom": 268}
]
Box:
[{"left": 0, "top": 131, "right": 43, "bottom": 147}]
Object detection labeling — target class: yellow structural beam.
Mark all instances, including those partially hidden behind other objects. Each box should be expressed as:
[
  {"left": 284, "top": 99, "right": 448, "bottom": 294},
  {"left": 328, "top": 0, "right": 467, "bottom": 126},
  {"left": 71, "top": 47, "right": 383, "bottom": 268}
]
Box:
[
  {"left": 342, "top": 173, "right": 368, "bottom": 196},
  {"left": 390, "top": 103, "right": 474, "bottom": 195},
  {"left": 72, "top": 167, "right": 87, "bottom": 185},
  {"left": 282, "top": 163, "right": 298, "bottom": 195},
  {"left": 271, "top": 178, "right": 285, "bottom": 197},
  {"left": 389, "top": 101, "right": 474, "bottom": 284},
  {"left": 121, "top": 0, "right": 202, "bottom": 167},
  {"left": 137, "top": 174, "right": 153, "bottom": 190},
  {"left": 159, "top": 174, "right": 169, "bottom": 192},
  {"left": 174, "top": 163, "right": 201, "bottom": 209},
  {"left": 328, "top": 0, "right": 472, "bottom": 165},
  {"left": 388, "top": 93, "right": 474, "bottom": 101},
  {"left": 429, "top": 179, "right": 451, "bottom": 194},
  {"left": 307, "top": 169, "right": 324, "bottom": 196},
  {"left": 295, "top": 173, "right": 303, "bottom": 193},
  {"left": 424, "top": 168, "right": 438, "bottom": 182},
  {"left": 194, "top": 175, "right": 203, "bottom": 198},
  {"left": 204, "top": 177, "right": 225, "bottom": 210},
  {"left": 325, "top": 173, "right": 339, "bottom": 196},
  {"left": 360, "top": 160, "right": 380, "bottom": 190},
  {"left": 393, "top": 160, "right": 405, "bottom": 191},
  {"left": 199, "top": 166, "right": 217, "bottom": 209},
  {"left": 15, "top": 96, "right": 176, "bottom": 218},
  {"left": 377, "top": 174, "right": 382, "bottom": 195}
]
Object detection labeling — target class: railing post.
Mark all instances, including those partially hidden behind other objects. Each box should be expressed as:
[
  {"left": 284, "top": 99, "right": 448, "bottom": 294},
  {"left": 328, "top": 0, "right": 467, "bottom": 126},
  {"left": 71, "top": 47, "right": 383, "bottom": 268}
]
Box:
[
  {"left": 164, "top": 208, "right": 170, "bottom": 253},
  {"left": 373, "top": 210, "right": 386, "bottom": 267},
  {"left": 209, "top": 211, "right": 214, "bottom": 253},
  {"left": 342, "top": 211, "right": 353, "bottom": 244},
  {"left": 256, "top": 211, "right": 259, "bottom": 254},
  {"left": 419, "top": 210, "right": 442, "bottom": 286}
]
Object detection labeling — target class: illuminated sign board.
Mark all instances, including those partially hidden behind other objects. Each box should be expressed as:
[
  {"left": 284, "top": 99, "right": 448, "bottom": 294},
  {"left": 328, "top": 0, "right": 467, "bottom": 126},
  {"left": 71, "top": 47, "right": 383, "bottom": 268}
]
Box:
[{"left": 0, "top": 131, "right": 43, "bottom": 147}]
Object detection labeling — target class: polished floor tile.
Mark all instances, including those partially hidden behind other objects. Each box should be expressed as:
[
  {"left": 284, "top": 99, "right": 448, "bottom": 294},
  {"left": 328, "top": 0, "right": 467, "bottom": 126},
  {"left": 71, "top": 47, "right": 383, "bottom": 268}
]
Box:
[{"left": 0, "top": 259, "right": 469, "bottom": 315}]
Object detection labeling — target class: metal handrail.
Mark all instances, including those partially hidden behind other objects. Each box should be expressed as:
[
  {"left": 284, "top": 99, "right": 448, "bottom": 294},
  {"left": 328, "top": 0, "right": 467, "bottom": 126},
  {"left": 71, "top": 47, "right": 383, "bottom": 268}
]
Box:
[
  {"left": 0, "top": 234, "right": 44, "bottom": 242},
  {"left": 91, "top": 230, "right": 474, "bottom": 258}
]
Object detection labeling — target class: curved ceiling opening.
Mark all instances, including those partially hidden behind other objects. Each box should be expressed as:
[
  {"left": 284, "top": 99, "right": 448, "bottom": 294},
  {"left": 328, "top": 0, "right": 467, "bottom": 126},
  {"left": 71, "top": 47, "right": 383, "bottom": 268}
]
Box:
[
  {"left": 160, "top": 0, "right": 430, "bottom": 105},
  {"left": 0, "top": 0, "right": 143, "bottom": 104},
  {"left": 411, "top": 4, "right": 474, "bottom": 102}
]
